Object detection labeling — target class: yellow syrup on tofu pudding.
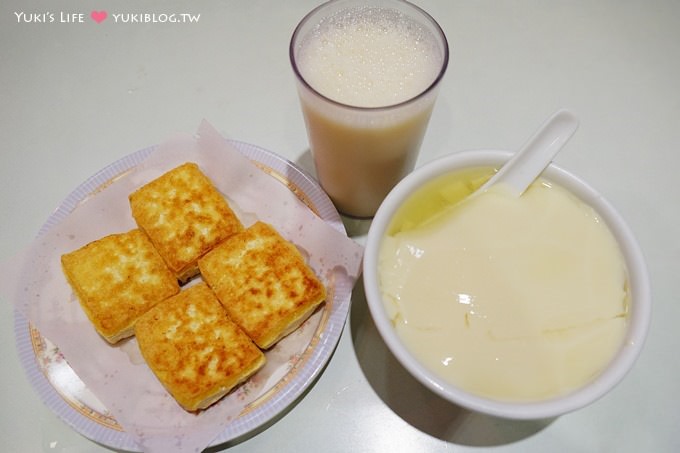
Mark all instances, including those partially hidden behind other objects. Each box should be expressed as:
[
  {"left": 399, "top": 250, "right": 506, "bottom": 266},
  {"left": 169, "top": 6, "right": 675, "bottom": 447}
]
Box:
[{"left": 378, "top": 167, "right": 629, "bottom": 402}]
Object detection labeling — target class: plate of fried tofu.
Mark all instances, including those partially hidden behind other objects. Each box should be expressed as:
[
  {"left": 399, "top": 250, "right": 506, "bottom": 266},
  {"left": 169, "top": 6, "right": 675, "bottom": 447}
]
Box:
[{"left": 14, "top": 139, "right": 353, "bottom": 450}]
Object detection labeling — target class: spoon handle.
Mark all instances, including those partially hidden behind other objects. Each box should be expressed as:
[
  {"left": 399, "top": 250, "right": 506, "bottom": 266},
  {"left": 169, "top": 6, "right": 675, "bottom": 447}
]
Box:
[{"left": 480, "top": 109, "right": 579, "bottom": 197}]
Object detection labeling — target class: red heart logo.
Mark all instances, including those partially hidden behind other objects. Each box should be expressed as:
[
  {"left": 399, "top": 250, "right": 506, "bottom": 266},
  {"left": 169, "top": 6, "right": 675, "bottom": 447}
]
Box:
[{"left": 91, "top": 10, "right": 107, "bottom": 24}]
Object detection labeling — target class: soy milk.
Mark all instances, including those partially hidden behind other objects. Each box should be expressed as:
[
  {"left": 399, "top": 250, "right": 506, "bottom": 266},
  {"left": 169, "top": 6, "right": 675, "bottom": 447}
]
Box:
[
  {"left": 293, "top": 5, "right": 447, "bottom": 217},
  {"left": 379, "top": 172, "right": 628, "bottom": 401},
  {"left": 296, "top": 7, "right": 442, "bottom": 108}
]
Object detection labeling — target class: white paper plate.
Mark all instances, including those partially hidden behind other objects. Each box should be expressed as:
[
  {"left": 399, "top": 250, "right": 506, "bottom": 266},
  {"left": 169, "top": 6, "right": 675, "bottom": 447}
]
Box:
[{"left": 14, "top": 140, "right": 351, "bottom": 451}]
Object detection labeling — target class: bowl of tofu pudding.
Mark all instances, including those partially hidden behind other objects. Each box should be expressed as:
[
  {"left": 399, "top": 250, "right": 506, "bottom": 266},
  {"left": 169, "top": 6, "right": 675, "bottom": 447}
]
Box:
[{"left": 363, "top": 150, "right": 651, "bottom": 420}]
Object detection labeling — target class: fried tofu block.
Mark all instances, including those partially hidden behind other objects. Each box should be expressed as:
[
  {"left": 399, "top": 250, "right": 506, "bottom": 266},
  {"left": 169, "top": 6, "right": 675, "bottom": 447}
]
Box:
[
  {"left": 198, "top": 221, "right": 326, "bottom": 349},
  {"left": 135, "top": 282, "right": 265, "bottom": 412},
  {"left": 129, "top": 162, "right": 243, "bottom": 283},
  {"left": 61, "top": 229, "right": 180, "bottom": 344}
]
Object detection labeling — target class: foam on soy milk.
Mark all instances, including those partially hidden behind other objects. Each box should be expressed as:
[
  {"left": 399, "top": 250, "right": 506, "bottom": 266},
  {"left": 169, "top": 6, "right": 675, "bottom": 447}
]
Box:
[
  {"left": 379, "top": 174, "right": 629, "bottom": 401},
  {"left": 297, "top": 7, "right": 443, "bottom": 108}
]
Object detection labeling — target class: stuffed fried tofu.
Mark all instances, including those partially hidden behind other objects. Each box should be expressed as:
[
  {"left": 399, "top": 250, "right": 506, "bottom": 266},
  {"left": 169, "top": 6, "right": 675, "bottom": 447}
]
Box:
[
  {"left": 135, "top": 282, "right": 265, "bottom": 412},
  {"left": 198, "top": 221, "right": 327, "bottom": 349},
  {"left": 129, "top": 162, "right": 243, "bottom": 283},
  {"left": 61, "top": 229, "right": 180, "bottom": 344}
]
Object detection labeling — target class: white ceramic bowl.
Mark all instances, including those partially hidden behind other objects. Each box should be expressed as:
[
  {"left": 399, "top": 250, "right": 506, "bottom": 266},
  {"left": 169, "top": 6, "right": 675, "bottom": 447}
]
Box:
[{"left": 363, "top": 150, "right": 652, "bottom": 420}]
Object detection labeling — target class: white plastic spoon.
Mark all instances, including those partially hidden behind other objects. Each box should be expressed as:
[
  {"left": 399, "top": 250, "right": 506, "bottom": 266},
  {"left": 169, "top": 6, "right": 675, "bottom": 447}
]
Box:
[{"left": 477, "top": 109, "right": 579, "bottom": 197}]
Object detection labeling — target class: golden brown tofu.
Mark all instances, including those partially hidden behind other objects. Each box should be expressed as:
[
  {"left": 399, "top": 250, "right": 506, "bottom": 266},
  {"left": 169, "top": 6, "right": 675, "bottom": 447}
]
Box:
[
  {"left": 61, "top": 229, "right": 180, "bottom": 344},
  {"left": 198, "top": 221, "right": 327, "bottom": 349},
  {"left": 128, "top": 162, "right": 243, "bottom": 283},
  {"left": 135, "top": 282, "right": 266, "bottom": 412}
]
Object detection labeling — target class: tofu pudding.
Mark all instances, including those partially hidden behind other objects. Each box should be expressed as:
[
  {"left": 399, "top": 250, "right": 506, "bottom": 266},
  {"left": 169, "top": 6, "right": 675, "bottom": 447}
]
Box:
[{"left": 378, "top": 168, "right": 629, "bottom": 401}]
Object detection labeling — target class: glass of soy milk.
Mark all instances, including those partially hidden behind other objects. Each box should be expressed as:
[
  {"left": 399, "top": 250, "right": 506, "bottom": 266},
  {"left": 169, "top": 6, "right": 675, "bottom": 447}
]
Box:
[{"left": 290, "top": 0, "right": 449, "bottom": 218}]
